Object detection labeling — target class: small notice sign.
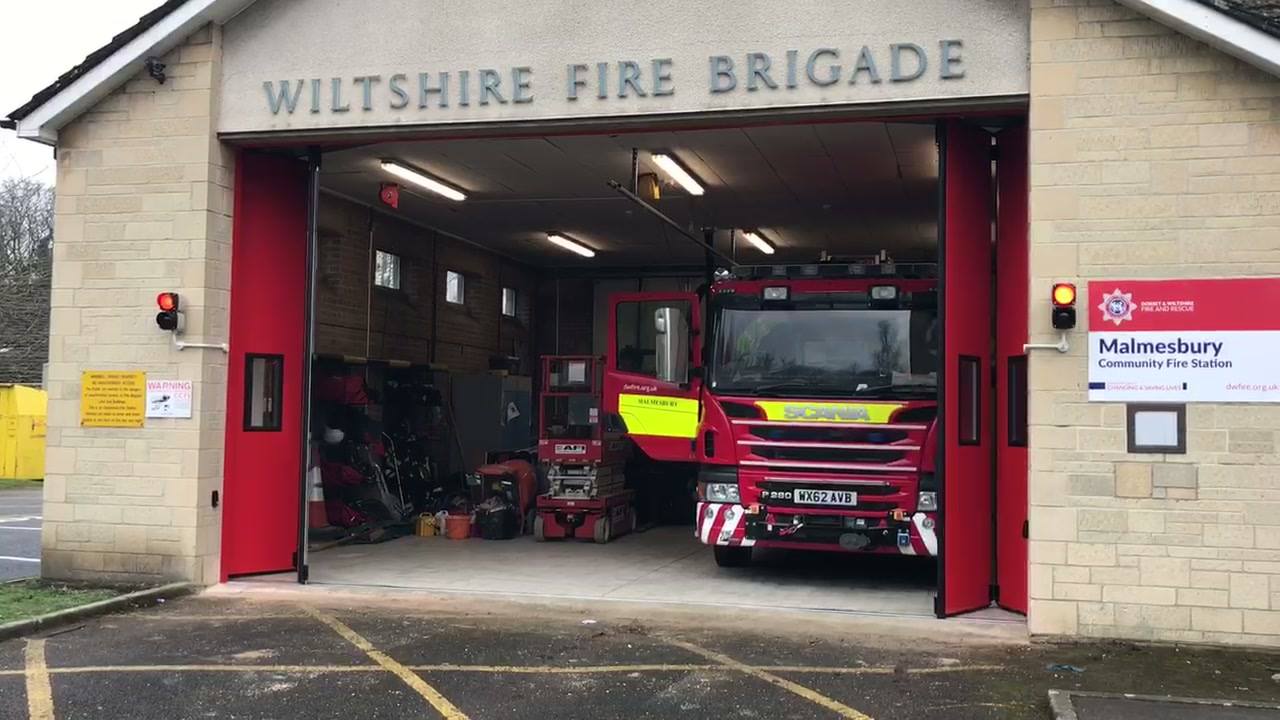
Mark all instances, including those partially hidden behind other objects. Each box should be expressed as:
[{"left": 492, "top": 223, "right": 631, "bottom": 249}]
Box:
[
  {"left": 81, "top": 371, "right": 146, "bottom": 427},
  {"left": 1088, "top": 278, "right": 1280, "bottom": 403},
  {"left": 146, "top": 380, "right": 193, "bottom": 419}
]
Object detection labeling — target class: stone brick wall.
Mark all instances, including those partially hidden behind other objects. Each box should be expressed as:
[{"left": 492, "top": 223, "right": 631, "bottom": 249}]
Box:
[
  {"left": 1028, "top": 0, "right": 1280, "bottom": 646},
  {"left": 42, "top": 26, "right": 231, "bottom": 584}
]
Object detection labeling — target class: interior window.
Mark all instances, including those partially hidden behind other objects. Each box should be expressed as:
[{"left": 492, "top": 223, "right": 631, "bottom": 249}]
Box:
[
  {"left": 502, "top": 286, "right": 517, "bottom": 317},
  {"left": 446, "top": 270, "right": 465, "bottom": 304},
  {"left": 373, "top": 250, "right": 401, "bottom": 290}
]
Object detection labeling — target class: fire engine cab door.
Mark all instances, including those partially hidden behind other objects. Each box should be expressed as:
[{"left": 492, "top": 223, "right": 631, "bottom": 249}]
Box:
[
  {"left": 605, "top": 292, "right": 702, "bottom": 463},
  {"left": 938, "top": 121, "right": 996, "bottom": 617}
]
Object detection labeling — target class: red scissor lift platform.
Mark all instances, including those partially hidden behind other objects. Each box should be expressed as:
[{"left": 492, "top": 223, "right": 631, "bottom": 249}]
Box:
[{"left": 534, "top": 356, "right": 634, "bottom": 543}]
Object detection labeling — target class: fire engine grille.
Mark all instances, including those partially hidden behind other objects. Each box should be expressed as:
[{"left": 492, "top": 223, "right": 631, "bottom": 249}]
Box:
[
  {"left": 751, "top": 445, "right": 906, "bottom": 464},
  {"left": 761, "top": 481, "right": 898, "bottom": 496},
  {"left": 747, "top": 426, "right": 911, "bottom": 444}
]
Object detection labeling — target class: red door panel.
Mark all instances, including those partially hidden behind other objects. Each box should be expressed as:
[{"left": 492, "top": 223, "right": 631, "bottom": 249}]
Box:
[
  {"left": 604, "top": 292, "right": 702, "bottom": 462},
  {"left": 995, "top": 126, "right": 1030, "bottom": 614},
  {"left": 221, "top": 152, "right": 308, "bottom": 579},
  {"left": 940, "top": 121, "right": 996, "bottom": 617}
]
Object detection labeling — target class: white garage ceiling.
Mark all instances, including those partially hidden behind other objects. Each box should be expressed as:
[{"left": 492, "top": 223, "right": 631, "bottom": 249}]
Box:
[{"left": 320, "top": 120, "right": 939, "bottom": 268}]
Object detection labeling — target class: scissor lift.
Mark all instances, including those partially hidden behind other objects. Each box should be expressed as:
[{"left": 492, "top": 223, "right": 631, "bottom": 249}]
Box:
[{"left": 534, "top": 356, "right": 635, "bottom": 543}]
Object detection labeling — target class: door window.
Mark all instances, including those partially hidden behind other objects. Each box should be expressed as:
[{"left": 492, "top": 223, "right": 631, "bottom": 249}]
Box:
[
  {"left": 1007, "top": 355, "right": 1028, "bottom": 447},
  {"left": 244, "top": 354, "right": 284, "bottom": 431},
  {"left": 958, "top": 355, "right": 981, "bottom": 445},
  {"left": 614, "top": 300, "right": 691, "bottom": 383}
]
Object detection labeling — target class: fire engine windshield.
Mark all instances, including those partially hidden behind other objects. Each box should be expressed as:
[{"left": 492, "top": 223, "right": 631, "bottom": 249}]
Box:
[{"left": 709, "top": 300, "right": 939, "bottom": 398}]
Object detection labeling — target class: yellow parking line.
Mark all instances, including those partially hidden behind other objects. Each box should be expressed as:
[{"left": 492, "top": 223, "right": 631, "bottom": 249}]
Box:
[
  {"left": 143, "top": 614, "right": 309, "bottom": 621},
  {"left": 0, "top": 661, "right": 1003, "bottom": 679},
  {"left": 411, "top": 663, "right": 717, "bottom": 674},
  {"left": 905, "top": 665, "right": 1006, "bottom": 674},
  {"left": 25, "top": 639, "right": 55, "bottom": 720},
  {"left": 54, "top": 665, "right": 380, "bottom": 674},
  {"left": 302, "top": 607, "right": 469, "bottom": 720},
  {"left": 770, "top": 664, "right": 1006, "bottom": 675},
  {"left": 665, "top": 639, "right": 875, "bottom": 720}
]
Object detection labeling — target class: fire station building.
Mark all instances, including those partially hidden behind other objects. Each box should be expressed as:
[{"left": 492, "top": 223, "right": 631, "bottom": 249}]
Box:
[{"left": 6, "top": 0, "right": 1280, "bottom": 647}]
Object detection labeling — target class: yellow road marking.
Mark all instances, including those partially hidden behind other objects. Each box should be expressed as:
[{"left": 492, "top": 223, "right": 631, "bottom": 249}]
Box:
[
  {"left": 302, "top": 607, "right": 469, "bottom": 720},
  {"left": 26, "top": 665, "right": 379, "bottom": 675},
  {"left": 413, "top": 663, "right": 717, "bottom": 674},
  {"left": 24, "top": 639, "right": 54, "bottom": 720},
  {"left": 143, "top": 614, "right": 309, "bottom": 621},
  {"left": 0, "top": 662, "right": 1003, "bottom": 678},
  {"left": 902, "top": 665, "right": 1006, "bottom": 674},
  {"left": 665, "top": 638, "right": 875, "bottom": 720},
  {"left": 771, "top": 664, "right": 1006, "bottom": 675}
]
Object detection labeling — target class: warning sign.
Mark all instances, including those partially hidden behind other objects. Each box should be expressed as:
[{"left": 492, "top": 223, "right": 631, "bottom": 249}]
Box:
[
  {"left": 81, "top": 371, "right": 146, "bottom": 427},
  {"left": 146, "top": 379, "right": 193, "bottom": 419}
]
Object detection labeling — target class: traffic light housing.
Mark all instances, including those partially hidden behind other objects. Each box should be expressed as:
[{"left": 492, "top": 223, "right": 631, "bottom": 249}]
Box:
[
  {"left": 1051, "top": 283, "right": 1076, "bottom": 330},
  {"left": 156, "top": 292, "right": 185, "bottom": 334}
]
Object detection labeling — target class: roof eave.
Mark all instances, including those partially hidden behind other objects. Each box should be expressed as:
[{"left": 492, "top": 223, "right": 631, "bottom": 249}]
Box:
[
  {"left": 10, "top": 0, "right": 254, "bottom": 146},
  {"left": 1117, "top": 0, "right": 1280, "bottom": 77}
]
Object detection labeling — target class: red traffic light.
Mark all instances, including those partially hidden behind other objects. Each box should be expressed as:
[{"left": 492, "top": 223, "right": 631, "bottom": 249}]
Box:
[
  {"left": 157, "top": 292, "right": 180, "bottom": 312},
  {"left": 1051, "top": 283, "right": 1076, "bottom": 307}
]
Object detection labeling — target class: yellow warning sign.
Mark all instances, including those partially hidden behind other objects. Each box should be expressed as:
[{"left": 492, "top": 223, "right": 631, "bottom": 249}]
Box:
[{"left": 80, "top": 371, "right": 146, "bottom": 428}]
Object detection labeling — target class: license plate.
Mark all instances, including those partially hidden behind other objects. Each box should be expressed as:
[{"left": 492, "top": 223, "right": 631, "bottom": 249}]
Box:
[{"left": 793, "top": 489, "right": 857, "bottom": 506}]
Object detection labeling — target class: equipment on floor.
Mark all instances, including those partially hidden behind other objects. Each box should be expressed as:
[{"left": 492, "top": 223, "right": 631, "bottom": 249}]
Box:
[
  {"left": 469, "top": 458, "right": 538, "bottom": 532},
  {"left": 533, "top": 356, "right": 635, "bottom": 543}
]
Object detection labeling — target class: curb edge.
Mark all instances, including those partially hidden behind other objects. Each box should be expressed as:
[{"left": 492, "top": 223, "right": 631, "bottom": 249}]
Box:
[{"left": 0, "top": 582, "right": 197, "bottom": 642}]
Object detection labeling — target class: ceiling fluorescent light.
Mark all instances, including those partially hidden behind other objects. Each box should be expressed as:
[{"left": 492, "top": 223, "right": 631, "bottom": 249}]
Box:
[
  {"left": 547, "top": 233, "right": 596, "bottom": 258},
  {"left": 380, "top": 160, "right": 467, "bottom": 202},
  {"left": 742, "top": 230, "right": 775, "bottom": 255},
  {"left": 650, "top": 153, "right": 705, "bottom": 196}
]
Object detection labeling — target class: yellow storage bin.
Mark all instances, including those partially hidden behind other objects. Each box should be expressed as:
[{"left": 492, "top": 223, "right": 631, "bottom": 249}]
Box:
[{"left": 0, "top": 384, "right": 47, "bottom": 481}]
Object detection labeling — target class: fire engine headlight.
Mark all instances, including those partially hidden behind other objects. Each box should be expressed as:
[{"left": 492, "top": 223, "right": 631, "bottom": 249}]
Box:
[
  {"left": 705, "top": 483, "right": 741, "bottom": 504},
  {"left": 917, "top": 491, "right": 938, "bottom": 512},
  {"left": 763, "top": 286, "right": 789, "bottom": 301}
]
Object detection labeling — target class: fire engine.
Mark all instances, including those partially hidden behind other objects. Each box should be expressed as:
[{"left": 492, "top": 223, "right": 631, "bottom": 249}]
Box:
[{"left": 605, "top": 258, "right": 940, "bottom": 567}]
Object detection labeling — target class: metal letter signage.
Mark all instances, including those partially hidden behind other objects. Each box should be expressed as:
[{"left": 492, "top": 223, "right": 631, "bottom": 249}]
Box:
[
  {"left": 1087, "top": 278, "right": 1280, "bottom": 403},
  {"left": 261, "top": 41, "right": 967, "bottom": 116}
]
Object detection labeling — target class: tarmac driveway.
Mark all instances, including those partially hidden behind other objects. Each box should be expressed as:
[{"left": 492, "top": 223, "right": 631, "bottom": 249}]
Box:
[
  {"left": 0, "top": 487, "right": 41, "bottom": 580},
  {"left": 3, "top": 589, "right": 1280, "bottom": 719}
]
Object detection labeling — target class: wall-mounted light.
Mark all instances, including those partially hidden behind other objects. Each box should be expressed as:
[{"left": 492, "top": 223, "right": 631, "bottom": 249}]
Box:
[
  {"left": 741, "top": 230, "right": 775, "bottom": 255},
  {"left": 547, "top": 233, "right": 596, "bottom": 258},
  {"left": 650, "top": 153, "right": 705, "bottom": 196},
  {"left": 380, "top": 160, "right": 467, "bottom": 202}
]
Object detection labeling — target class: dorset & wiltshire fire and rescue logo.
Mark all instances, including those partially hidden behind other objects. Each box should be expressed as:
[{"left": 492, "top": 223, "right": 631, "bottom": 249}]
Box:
[{"left": 1098, "top": 288, "right": 1135, "bottom": 326}]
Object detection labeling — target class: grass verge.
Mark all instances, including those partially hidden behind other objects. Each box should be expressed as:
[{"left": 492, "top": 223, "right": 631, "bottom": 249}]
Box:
[{"left": 0, "top": 580, "right": 121, "bottom": 624}]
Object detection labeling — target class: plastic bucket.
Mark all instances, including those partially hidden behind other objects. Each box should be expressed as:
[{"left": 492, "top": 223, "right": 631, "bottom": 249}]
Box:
[{"left": 445, "top": 513, "right": 472, "bottom": 540}]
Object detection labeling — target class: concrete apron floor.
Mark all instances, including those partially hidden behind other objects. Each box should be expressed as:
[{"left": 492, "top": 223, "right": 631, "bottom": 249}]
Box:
[{"left": 244, "top": 525, "right": 1023, "bottom": 630}]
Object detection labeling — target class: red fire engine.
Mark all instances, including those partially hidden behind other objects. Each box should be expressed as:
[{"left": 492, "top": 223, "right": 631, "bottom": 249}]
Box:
[{"left": 604, "top": 259, "right": 939, "bottom": 566}]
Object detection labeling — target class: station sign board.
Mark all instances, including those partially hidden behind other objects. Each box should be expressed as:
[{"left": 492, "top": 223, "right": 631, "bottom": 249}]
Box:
[{"left": 1087, "top": 278, "right": 1280, "bottom": 403}]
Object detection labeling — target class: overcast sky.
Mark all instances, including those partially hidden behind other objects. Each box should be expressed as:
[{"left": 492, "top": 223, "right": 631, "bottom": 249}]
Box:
[{"left": 1, "top": 0, "right": 160, "bottom": 185}]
